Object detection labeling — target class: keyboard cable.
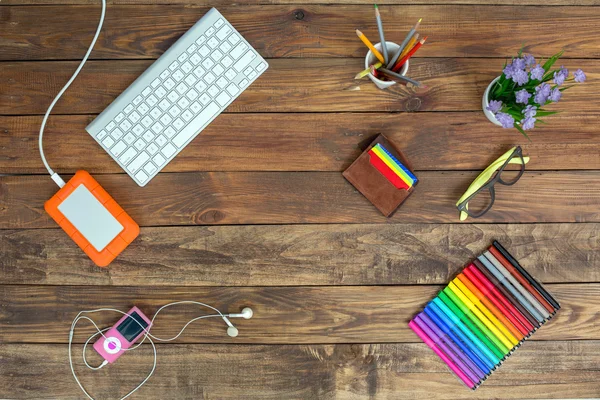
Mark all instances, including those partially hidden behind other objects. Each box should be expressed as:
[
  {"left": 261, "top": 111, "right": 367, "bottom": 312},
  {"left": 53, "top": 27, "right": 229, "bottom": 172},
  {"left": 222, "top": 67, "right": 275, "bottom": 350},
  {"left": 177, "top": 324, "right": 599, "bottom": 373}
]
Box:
[{"left": 38, "top": 0, "right": 107, "bottom": 188}]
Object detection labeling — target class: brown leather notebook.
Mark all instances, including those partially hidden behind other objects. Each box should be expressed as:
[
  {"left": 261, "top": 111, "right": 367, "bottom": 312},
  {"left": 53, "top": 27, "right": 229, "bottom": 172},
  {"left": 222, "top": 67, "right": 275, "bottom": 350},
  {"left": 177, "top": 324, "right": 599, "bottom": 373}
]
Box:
[{"left": 343, "top": 134, "right": 417, "bottom": 217}]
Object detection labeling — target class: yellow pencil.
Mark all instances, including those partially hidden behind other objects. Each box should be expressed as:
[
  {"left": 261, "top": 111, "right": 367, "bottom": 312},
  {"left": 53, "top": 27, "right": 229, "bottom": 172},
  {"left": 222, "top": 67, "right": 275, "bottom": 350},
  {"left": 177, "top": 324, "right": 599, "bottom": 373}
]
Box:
[
  {"left": 354, "top": 62, "right": 383, "bottom": 79},
  {"left": 356, "top": 29, "right": 385, "bottom": 63},
  {"left": 399, "top": 33, "right": 419, "bottom": 60}
]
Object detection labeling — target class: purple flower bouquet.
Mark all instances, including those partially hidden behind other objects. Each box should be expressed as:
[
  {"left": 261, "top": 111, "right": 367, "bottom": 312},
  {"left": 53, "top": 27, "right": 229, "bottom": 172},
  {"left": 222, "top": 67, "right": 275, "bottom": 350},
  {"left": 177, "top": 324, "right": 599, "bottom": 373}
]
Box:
[{"left": 485, "top": 49, "right": 586, "bottom": 138}]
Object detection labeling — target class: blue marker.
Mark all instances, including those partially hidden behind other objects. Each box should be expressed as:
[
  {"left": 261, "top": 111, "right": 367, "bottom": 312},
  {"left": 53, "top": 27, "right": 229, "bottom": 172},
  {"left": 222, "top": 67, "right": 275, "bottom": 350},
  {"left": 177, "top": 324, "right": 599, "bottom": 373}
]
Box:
[
  {"left": 424, "top": 303, "right": 491, "bottom": 375},
  {"left": 377, "top": 144, "right": 418, "bottom": 184}
]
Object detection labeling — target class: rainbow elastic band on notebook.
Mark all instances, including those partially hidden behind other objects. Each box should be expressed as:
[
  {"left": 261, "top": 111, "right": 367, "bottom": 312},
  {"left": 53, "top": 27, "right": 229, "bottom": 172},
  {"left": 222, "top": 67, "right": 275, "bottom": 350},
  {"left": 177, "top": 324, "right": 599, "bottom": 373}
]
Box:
[{"left": 368, "top": 143, "right": 417, "bottom": 189}]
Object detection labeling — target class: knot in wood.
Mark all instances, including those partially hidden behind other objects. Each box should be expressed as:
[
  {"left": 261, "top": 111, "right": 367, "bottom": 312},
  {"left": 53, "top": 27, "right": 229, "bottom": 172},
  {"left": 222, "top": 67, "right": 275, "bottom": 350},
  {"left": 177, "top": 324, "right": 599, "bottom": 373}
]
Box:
[{"left": 294, "top": 10, "right": 305, "bottom": 20}]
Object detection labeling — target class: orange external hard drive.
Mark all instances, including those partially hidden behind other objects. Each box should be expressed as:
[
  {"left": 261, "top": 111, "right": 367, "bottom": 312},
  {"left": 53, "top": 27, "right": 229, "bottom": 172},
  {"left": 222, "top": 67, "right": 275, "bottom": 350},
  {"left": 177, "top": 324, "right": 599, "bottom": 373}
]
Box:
[{"left": 44, "top": 170, "right": 139, "bottom": 267}]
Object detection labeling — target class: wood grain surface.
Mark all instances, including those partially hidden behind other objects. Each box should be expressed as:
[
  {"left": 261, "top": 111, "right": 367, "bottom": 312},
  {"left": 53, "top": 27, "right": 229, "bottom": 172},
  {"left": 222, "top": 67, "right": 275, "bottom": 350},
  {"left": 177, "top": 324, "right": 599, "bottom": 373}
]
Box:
[
  {"left": 2, "top": 5, "right": 600, "bottom": 60},
  {"left": 1, "top": 224, "right": 598, "bottom": 286},
  {"left": 2, "top": 59, "right": 597, "bottom": 115},
  {"left": 0, "top": 284, "right": 598, "bottom": 343},
  {"left": 2, "top": 342, "right": 600, "bottom": 399},
  {"left": 2, "top": 113, "right": 600, "bottom": 173}
]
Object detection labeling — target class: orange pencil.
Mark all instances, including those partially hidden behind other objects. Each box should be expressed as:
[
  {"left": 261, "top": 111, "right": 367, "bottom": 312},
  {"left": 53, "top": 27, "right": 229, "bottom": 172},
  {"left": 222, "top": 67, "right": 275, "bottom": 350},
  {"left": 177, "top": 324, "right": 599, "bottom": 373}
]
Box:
[
  {"left": 392, "top": 37, "right": 427, "bottom": 72},
  {"left": 399, "top": 33, "right": 419, "bottom": 60},
  {"left": 356, "top": 29, "right": 385, "bottom": 63}
]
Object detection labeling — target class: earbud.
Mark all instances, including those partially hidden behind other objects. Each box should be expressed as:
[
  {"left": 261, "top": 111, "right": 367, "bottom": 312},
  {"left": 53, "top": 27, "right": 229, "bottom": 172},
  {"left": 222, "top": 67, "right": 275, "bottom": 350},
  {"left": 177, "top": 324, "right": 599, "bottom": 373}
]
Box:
[
  {"left": 227, "top": 326, "right": 239, "bottom": 337},
  {"left": 228, "top": 307, "right": 253, "bottom": 319}
]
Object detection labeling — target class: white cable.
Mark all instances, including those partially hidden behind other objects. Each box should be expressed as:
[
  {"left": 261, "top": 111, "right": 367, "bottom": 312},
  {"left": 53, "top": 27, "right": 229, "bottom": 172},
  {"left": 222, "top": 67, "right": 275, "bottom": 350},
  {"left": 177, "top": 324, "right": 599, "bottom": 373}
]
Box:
[
  {"left": 69, "top": 303, "right": 236, "bottom": 400},
  {"left": 39, "top": 0, "right": 106, "bottom": 188}
]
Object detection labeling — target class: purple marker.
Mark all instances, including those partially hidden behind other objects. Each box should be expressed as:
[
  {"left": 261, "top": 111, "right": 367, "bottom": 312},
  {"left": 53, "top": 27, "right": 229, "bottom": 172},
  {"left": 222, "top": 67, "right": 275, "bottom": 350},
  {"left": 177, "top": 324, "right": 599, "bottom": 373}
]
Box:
[{"left": 415, "top": 313, "right": 483, "bottom": 384}]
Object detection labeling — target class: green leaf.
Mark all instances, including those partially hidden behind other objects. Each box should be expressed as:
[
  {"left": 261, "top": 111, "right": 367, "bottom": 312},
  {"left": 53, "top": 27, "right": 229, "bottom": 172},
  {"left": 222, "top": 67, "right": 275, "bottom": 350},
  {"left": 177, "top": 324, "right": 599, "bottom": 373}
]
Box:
[
  {"left": 514, "top": 124, "right": 531, "bottom": 141},
  {"left": 536, "top": 119, "right": 547, "bottom": 124},
  {"left": 542, "top": 49, "right": 564, "bottom": 73},
  {"left": 535, "top": 110, "right": 558, "bottom": 117},
  {"left": 559, "top": 84, "right": 576, "bottom": 92}
]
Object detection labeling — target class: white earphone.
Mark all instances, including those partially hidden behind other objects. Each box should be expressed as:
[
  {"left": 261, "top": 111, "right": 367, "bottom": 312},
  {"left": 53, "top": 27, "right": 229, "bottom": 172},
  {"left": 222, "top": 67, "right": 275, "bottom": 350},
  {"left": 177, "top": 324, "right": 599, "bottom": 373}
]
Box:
[{"left": 69, "top": 302, "right": 253, "bottom": 400}]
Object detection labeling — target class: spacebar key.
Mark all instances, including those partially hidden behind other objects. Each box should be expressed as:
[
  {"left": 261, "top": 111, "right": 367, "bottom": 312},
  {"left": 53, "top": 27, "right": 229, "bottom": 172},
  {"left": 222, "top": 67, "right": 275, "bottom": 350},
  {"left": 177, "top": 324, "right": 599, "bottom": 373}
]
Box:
[{"left": 172, "top": 102, "right": 220, "bottom": 148}]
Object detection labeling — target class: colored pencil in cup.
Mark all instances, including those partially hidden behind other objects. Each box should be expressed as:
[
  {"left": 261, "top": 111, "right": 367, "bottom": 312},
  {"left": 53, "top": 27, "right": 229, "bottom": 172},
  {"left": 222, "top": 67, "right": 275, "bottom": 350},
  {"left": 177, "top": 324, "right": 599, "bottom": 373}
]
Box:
[
  {"left": 355, "top": 62, "right": 382, "bottom": 79},
  {"left": 387, "top": 18, "right": 422, "bottom": 68},
  {"left": 356, "top": 29, "right": 385, "bottom": 63},
  {"left": 373, "top": 5, "right": 388, "bottom": 64},
  {"left": 399, "top": 33, "right": 419, "bottom": 60},
  {"left": 379, "top": 68, "right": 422, "bottom": 87},
  {"left": 393, "top": 37, "right": 427, "bottom": 72}
]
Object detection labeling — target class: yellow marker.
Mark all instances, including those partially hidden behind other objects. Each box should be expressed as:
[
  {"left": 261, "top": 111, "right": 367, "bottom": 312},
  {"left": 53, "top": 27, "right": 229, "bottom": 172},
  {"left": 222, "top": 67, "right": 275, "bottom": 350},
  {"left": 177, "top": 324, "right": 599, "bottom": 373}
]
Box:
[
  {"left": 449, "top": 281, "right": 514, "bottom": 352},
  {"left": 355, "top": 62, "right": 383, "bottom": 79},
  {"left": 453, "top": 277, "right": 519, "bottom": 347},
  {"left": 371, "top": 146, "right": 413, "bottom": 187},
  {"left": 356, "top": 29, "right": 385, "bottom": 63}
]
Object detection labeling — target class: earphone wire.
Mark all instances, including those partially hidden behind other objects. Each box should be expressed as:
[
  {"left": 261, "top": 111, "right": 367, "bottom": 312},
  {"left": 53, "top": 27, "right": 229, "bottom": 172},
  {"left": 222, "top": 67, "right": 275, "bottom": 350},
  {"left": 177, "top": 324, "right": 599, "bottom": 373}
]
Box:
[{"left": 39, "top": 0, "right": 106, "bottom": 188}]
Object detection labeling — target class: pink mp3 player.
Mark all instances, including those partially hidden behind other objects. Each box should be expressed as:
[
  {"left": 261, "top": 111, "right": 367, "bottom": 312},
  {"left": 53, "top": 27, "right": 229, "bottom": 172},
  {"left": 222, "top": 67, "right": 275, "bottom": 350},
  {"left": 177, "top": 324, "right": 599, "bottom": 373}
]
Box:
[{"left": 93, "top": 306, "right": 152, "bottom": 364}]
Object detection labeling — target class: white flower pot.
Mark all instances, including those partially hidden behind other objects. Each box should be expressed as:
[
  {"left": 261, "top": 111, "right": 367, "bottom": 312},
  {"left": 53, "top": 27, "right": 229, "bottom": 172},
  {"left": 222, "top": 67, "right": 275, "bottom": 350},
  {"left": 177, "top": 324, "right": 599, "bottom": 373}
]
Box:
[
  {"left": 483, "top": 76, "right": 502, "bottom": 126},
  {"left": 365, "top": 41, "right": 410, "bottom": 90}
]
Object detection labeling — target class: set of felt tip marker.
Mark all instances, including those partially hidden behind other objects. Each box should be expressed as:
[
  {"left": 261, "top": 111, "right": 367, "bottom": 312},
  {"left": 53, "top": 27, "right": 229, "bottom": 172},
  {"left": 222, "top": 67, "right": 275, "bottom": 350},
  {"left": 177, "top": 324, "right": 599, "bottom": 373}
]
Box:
[{"left": 409, "top": 241, "right": 560, "bottom": 390}]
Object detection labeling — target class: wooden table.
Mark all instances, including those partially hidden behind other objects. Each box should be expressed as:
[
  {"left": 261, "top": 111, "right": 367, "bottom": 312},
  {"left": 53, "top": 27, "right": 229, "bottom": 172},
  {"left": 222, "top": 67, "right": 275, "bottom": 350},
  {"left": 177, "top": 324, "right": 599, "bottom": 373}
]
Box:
[{"left": 1, "top": 1, "right": 599, "bottom": 398}]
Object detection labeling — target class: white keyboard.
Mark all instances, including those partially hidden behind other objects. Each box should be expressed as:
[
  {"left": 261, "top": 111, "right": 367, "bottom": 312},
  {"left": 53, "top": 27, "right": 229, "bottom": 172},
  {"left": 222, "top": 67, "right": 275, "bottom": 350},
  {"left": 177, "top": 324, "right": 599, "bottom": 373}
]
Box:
[{"left": 86, "top": 8, "right": 268, "bottom": 186}]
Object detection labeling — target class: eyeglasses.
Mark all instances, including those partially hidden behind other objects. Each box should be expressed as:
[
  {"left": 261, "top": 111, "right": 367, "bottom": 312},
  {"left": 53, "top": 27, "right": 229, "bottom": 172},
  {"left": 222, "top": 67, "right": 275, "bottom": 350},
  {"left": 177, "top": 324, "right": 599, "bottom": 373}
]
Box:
[{"left": 456, "top": 146, "right": 529, "bottom": 220}]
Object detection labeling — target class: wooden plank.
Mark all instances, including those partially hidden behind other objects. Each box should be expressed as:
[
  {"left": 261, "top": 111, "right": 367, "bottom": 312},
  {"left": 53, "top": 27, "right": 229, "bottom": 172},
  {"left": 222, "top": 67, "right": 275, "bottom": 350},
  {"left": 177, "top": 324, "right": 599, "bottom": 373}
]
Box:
[
  {"left": 3, "top": 0, "right": 600, "bottom": 5},
  {"left": 2, "top": 171, "right": 600, "bottom": 229},
  {"left": 0, "top": 284, "right": 597, "bottom": 343},
  {"left": 2, "top": 224, "right": 599, "bottom": 286},
  {"left": 3, "top": 114, "right": 600, "bottom": 173},
  {"left": 3, "top": 59, "right": 597, "bottom": 115},
  {"left": 3, "top": 5, "right": 600, "bottom": 60},
  {"left": 2, "top": 342, "right": 600, "bottom": 399}
]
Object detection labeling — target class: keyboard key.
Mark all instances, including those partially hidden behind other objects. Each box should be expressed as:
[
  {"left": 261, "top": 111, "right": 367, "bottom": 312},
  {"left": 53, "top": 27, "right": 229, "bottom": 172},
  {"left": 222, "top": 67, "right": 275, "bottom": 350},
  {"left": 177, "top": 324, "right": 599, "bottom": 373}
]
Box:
[
  {"left": 193, "top": 66, "right": 205, "bottom": 78},
  {"left": 220, "top": 41, "right": 232, "bottom": 53},
  {"left": 176, "top": 82, "right": 188, "bottom": 95},
  {"left": 124, "top": 104, "right": 134, "bottom": 114},
  {"left": 244, "top": 67, "right": 253, "bottom": 77},
  {"left": 205, "top": 27, "right": 216, "bottom": 37},
  {"left": 105, "top": 121, "right": 117, "bottom": 131},
  {"left": 164, "top": 78, "right": 176, "bottom": 90},
  {"left": 112, "top": 127, "right": 124, "bottom": 139},
  {"left": 225, "top": 69, "right": 237, "bottom": 80},
  {"left": 159, "top": 99, "right": 171, "bottom": 111},
  {"left": 142, "top": 87, "right": 152, "bottom": 97},
  {"left": 187, "top": 43, "right": 198, "bottom": 54},
  {"left": 146, "top": 94, "right": 158, "bottom": 106},
  {"left": 204, "top": 72, "right": 216, "bottom": 84},
  {"left": 221, "top": 56, "right": 233, "bottom": 68},
  {"left": 216, "top": 91, "right": 231, "bottom": 107},
  {"left": 156, "top": 135, "right": 168, "bottom": 147},
  {"left": 202, "top": 58, "right": 215, "bottom": 70},
  {"left": 228, "top": 33, "right": 240, "bottom": 45},
  {"left": 161, "top": 143, "right": 177, "bottom": 158},
  {"left": 172, "top": 70, "right": 185, "bottom": 82},
  {"left": 195, "top": 81, "right": 207, "bottom": 93},
  {"left": 207, "top": 37, "right": 219, "bottom": 49},
  {"left": 102, "top": 136, "right": 115, "bottom": 148},
  {"left": 211, "top": 49, "right": 224, "bottom": 62},
  {"left": 256, "top": 62, "right": 266, "bottom": 72},
  {"left": 132, "top": 125, "right": 144, "bottom": 135},
  {"left": 133, "top": 95, "right": 144, "bottom": 105},
  {"left": 129, "top": 111, "right": 141, "bottom": 123},
  {"left": 173, "top": 118, "right": 185, "bottom": 130},
  {"left": 150, "top": 107, "right": 162, "bottom": 119},
  {"left": 199, "top": 93, "right": 211, "bottom": 105},
  {"left": 216, "top": 26, "right": 232, "bottom": 40},
  {"left": 248, "top": 70, "right": 257, "bottom": 79},
  {"left": 190, "top": 101, "right": 202, "bottom": 113},
  {"left": 207, "top": 85, "right": 219, "bottom": 97},
  {"left": 226, "top": 83, "right": 239, "bottom": 96},
  {"left": 144, "top": 162, "right": 158, "bottom": 175},
  {"left": 143, "top": 131, "right": 155, "bottom": 142},
  {"left": 186, "top": 88, "right": 199, "bottom": 101},
  {"left": 128, "top": 151, "right": 150, "bottom": 172},
  {"left": 111, "top": 140, "right": 127, "bottom": 156},
  {"left": 169, "top": 61, "right": 179, "bottom": 71},
  {"left": 153, "top": 154, "right": 166, "bottom": 167},
  {"left": 234, "top": 51, "right": 256, "bottom": 72},
  {"left": 168, "top": 105, "right": 181, "bottom": 117},
  {"left": 137, "top": 103, "right": 150, "bottom": 115},
  {"left": 160, "top": 114, "right": 173, "bottom": 125},
  {"left": 160, "top": 70, "right": 170, "bottom": 80},
  {"left": 124, "top": 132, "right": 136, "bottom": 144},
  {"left": 167, "top": 91, "right": 179, "bottom": 103},
  {"left": 115, "top": 113, "right": 125, "bottom": 123},
  {"left": 97, "top": 130, "right": 108, "bottom": 140},
  {"left": 155, "top": 86, "right": 167, "bottom": 98},
  {"left": 135, "top": 170, "right": 149, "bottom": 183},
  {"left": 134, "top": 138, "right": 146, "bottom": 151},
  {"left": 141, "top": 116, "right": 154, "bottom": 128},
  {"left": 181, "top": 110, "right": 194, "bottom": 122},
  {"left": 119, "top": 147, "right": 137, "bottom": 165},
  {"left": 181, "top": 61, "right": 193, "bottom": 74},
  {"left": 199, "top": 45, "right": 210, "bottom": 57},
  {"left": 177, "top": 53, "right": 188, "bottom": 63},
  {"left": 146, "top": 143, "right": 159, "bottom": 155},
  {"left": 172, "top": 102, "right": 220, "bottom": 148},
  {"left": 151, "top": 121, "right": 164, "bottom": 134},
  {"left": 215, "top": 18, "right": 224, "bottom": 28},
  {"left": 195, "top": 35, "right": 206, "bottom": 45},
  {"left": 151, "top": 78, "right": 161, "bottom": 88},
  {"left": 164, "top": 126, "right": 177, "bottom": 138},
  {"left": 213, "top": 64, "right": 224, "bottom": 76},
  {"left": 216, "top": 77, "right": 228, "bottom": 89},
  {"left": 230, "top": 42, "right": 248, "bottom": 59},
  {"left": 239, "top": 78, "right": 249, "bottom": 87},
  {"left": 177, "top": 97, "right": 190, "bottom": 109},
  {"left": 190, "top": 53, "right": 202, "bottom": 65}
]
